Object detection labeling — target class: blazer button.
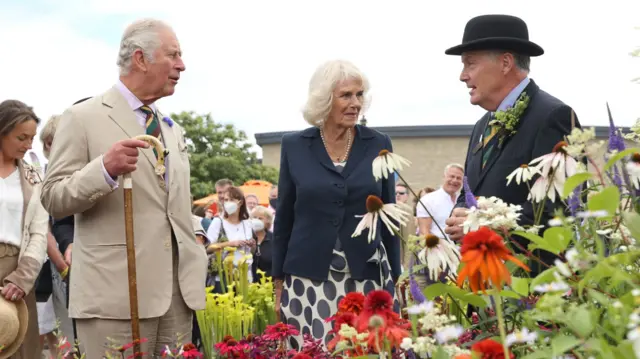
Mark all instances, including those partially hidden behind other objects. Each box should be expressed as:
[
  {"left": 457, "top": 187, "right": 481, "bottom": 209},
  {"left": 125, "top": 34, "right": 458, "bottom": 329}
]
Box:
[
  {"left": 335, "top": 183, "right": 345, "bottom": 188},
  {"left": 332, "top": 219, "right": 339, "bottom": 226},
  {"left": 336, "top": 200, "right": 344, "bottom": 207}
]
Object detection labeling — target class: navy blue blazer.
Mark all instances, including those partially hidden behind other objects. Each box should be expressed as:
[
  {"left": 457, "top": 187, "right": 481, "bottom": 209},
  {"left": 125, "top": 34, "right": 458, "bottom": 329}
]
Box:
[{"left": 272, "top": 125, "right": 401, "bottom": 283}]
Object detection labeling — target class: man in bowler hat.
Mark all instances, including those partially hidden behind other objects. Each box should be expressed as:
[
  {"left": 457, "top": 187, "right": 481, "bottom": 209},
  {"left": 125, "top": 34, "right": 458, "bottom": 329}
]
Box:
[{"left": 443, "top": 14, "right": 581, "bottom": 273}]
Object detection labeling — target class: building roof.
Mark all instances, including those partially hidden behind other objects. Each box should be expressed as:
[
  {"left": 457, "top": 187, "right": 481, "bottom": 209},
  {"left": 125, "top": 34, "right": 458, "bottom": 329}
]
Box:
[{"left": 255, "top": 124, "right": 624, "bottom": 146}]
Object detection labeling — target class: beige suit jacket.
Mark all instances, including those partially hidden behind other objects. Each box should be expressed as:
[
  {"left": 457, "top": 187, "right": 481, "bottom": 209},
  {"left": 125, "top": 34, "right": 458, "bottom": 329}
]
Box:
[{"left": 40, "top": 86, "right": 207, "bottom": 319}]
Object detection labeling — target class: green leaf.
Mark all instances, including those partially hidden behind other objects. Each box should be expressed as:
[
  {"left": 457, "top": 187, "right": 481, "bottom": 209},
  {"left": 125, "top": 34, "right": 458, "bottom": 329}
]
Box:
[
  {"left": 551, "top": 334, "right": 582, "bottom": 356},
  {"left": 432, "top": 347, "right": 450, "bottom": 359},
  {"left": 587, "top": 288, "right": 611, "bottom": 306},
  {"left": 521, "top": 351, "right": 553, "bottom": 359},
  {"left": 563, "top": 172, "right": 592, "bottom": 198},
  {"left": 499, "top": 290, "right": 522, "bottom": 299},
  {"left": 622, "top": 212, "right": 640, "bottom": 240},
  {"left": 530, "top": 267, "right": 557, "bottom": 290},
  {"left": 423, "top": 283, "right": 488, "bottom": 308},
  {"left": 567, "top": 306, "right": 594, "bottom": 337},
  {"left": 514, "top": 227, "right": 573, "bottom": 255},
  {"left": 511, "top": 277, "right": 530, "bottom": 296},
  {"left": 604, "top": 147, "right": 640, "bottom": 172},
  {"left": 587, "top": 186, "right": 620, "bottom": 216}
]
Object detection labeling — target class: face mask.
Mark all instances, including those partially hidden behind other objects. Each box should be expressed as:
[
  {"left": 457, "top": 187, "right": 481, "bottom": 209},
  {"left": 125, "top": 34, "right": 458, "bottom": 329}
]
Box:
[
  {"left": 224, "top": 201, "right": 238, "bottom": 215},
  {"left": 269, "top": 198, "right": 277, "bottom": 210},
  {"left": 251, "top": 218, "right": 265, "bottom": 232}
]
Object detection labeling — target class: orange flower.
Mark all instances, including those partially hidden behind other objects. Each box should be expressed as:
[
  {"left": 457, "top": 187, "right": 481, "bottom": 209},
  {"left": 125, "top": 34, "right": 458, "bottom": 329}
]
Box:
[
  {"left": 454, "top": 355, "right": 472, "bottom": 359},
  {"left": 456, "top": 227, "right": 529, "bottom": 293}
]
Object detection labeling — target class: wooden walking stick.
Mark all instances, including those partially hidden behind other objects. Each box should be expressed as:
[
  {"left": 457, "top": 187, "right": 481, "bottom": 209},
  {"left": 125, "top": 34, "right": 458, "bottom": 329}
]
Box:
[{"left": 123, "top": 134, "right": 168, "bottom": 356}]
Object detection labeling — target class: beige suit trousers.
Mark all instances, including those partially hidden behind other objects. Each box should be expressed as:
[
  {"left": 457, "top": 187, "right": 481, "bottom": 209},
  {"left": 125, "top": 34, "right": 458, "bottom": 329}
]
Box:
[{"left": 76, "top": 238, "right": 192, "bottom": 358}]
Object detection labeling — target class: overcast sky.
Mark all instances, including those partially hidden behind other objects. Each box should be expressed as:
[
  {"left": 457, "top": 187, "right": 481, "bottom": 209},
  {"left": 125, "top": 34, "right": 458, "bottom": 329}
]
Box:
[{"left": 1, "top": 0, "right": 639, "bottom": 161}]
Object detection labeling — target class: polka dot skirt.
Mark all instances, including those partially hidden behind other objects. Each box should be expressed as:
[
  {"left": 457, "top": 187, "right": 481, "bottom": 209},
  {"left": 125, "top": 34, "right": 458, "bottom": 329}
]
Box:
[{"left": 280, "top": 243, "right": 399, "bottom": 350}]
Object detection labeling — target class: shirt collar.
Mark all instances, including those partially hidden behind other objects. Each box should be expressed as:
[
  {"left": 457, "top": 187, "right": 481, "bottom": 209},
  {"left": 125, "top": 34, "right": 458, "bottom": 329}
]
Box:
[
  {"left": 495, "top": 76, "right": 530, "bottom": 113},
  {"left": 115, "top": 80, "right": 157, "bottom": 112}
]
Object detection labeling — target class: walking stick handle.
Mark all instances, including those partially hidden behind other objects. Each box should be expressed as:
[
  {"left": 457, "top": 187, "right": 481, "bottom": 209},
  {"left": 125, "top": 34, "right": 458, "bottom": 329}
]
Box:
[{"left": 123, "top": 134, "right": 168, "bottom": 356}]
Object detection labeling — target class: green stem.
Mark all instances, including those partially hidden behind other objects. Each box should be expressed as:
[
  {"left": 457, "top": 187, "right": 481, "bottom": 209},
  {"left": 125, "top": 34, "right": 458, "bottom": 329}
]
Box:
[
  {"left": 396, "top": 172, "right": 448, "bottom": 239},
  {"left": 493, "top": 292, "right": 510, "bottom": 359}
]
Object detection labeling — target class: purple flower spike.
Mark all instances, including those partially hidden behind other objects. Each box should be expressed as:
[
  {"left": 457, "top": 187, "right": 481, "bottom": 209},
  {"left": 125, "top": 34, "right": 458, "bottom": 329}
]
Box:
[
  {"left": 409, "top": 274, "right": 426, "bottom": 304},
  {"left": 607, "top": 103, "right": 625, "bottom": 153},
  {"left": 568, "top": 185, "right": 581, "bottom": 217},
  {"left": 162, "top": 116, "right": 174, "bottom": 127},
  {"left": 463, "top": 176, "right": 478, "bottom": 208}
]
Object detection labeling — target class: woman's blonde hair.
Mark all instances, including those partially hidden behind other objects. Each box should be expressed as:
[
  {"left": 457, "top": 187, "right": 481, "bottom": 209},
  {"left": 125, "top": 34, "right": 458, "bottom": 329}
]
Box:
[
  {"left": 251, "top": 206, "right": 273, "bottom": 228},
  {"left": 302, "top": 59, "right": 371, "bottom": 127}
]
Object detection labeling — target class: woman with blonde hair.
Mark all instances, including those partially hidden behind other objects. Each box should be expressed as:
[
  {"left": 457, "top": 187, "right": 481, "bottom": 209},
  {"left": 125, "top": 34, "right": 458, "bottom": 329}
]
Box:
[
  {"left": 0, "top": 100, "right": 48, "bottom": 358},
  {"left": 273, "top": 60, "right": 400, "bottom": 349}
]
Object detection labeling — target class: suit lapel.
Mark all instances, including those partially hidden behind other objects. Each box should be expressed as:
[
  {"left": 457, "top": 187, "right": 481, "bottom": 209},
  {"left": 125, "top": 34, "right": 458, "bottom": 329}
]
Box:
[
  {"left": 341, "top": 125, "right": 373, "bottom": 179},
  {"left": 101, "top": 87, "right": 155, "bottom": 170},
  {"left": 469, "top": 113, "right": 491, "bottom": 192},
  {"left": 18, "top": 160, "right": 34, "bottom": 231},
  {"left": 303, "top": 128, "right": 341, "bottom": 175}
]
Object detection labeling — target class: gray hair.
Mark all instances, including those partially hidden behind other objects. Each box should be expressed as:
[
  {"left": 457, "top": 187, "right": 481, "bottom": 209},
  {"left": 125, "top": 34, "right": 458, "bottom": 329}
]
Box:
[
  {"left": 489, "top": 50, "right": 530, "bottom": 72},
  {"left": 251, "top": 206, "right": 274, "bottom": 227},
  {"left": 302, "top": 59, "right": 371, "bottom": 127},
  {"left": 117, "top": 19, "right": 170, "bottom": 76},
  {"left": 40, "top": 115, "right": 62, "bottom": 159},
  {"left": 444, "top": 163, "right": 464, "bottom": 176}
]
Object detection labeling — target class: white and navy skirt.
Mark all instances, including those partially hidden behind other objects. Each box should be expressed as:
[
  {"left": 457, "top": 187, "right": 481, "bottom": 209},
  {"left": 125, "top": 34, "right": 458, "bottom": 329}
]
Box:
[{"left": 280, "top": 243, "right": 399, "bottom": 350}]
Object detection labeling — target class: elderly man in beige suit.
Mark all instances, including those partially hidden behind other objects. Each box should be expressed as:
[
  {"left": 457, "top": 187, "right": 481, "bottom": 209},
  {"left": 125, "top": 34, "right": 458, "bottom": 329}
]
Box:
[{"left": 40, "top": 18, "right": 207, "bottom": 357}]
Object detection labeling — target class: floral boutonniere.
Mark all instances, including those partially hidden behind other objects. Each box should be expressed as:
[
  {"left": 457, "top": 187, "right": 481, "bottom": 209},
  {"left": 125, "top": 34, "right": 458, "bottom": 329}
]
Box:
[
  {"left": 489, "top": 91, "right": 530, "bottom": 148},
  {"left": 23, "top": 162, "right": 42, "bottom": 185},
  {"left": 162, "top": 116, "right": 174, "bottom": 127}
]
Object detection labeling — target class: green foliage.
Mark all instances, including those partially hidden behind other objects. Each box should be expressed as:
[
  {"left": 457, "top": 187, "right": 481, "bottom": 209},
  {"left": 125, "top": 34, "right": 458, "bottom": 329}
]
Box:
[{"left": 171, "top": 111, "right": 279, "bottom": 199}]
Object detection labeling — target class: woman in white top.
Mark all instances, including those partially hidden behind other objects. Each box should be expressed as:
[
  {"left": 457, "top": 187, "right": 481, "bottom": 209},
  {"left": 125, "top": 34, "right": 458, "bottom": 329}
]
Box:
[
  {"left": 0, "top": 100, "right": 49, "bottom": 358},
  {"left": 206, "top": 186, "right": 255, "bottom": 292}
]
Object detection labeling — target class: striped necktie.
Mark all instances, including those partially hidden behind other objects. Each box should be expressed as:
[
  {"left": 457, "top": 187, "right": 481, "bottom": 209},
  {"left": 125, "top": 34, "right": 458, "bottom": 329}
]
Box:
[
  {"left": 482, "top": 114, "right": 499, "bottom": 168},
  {"left": 139, "top": 105, "right": 162, "bottom": 157}
]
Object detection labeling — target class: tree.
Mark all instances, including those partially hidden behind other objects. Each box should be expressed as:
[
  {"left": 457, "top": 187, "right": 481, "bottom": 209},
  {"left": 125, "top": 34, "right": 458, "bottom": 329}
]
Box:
[{"left": 171, "top": 111, "right": 279, "bottom": 200}]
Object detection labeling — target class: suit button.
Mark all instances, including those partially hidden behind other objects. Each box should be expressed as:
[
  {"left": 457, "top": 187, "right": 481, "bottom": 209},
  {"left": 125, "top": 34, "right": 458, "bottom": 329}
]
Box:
[
  {"left": 334, "top": 183, "right": 345, "bottom": 188},
  {"left": 332, "top": 219, "right": 339, "bottom": 226},
  {"left": 336, "top": 200, "right": 344, "bottom": 207}
]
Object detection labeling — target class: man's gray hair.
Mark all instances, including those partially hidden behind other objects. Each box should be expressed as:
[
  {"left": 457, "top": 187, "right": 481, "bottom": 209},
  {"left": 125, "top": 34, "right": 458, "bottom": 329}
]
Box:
[
  {"left": 117, "top": 19, "right": 170, "bottom": 76},
  {"left": 444, "top": 163, "right": 464, "bottom": 176},
  {"left": 489, "top": 50, "right": 530, "bottom": 72}
]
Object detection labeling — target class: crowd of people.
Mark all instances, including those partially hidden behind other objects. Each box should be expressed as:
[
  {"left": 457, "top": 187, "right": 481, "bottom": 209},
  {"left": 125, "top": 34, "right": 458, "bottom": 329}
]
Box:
[{"left": 0, "top": 12, "right": 578, "bottom": 359}]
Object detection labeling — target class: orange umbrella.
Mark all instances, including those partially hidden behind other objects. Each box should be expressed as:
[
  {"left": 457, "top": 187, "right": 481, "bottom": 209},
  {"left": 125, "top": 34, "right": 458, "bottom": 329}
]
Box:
[{"left": 239, "top": 180, "right": 273, "bottom": 207}]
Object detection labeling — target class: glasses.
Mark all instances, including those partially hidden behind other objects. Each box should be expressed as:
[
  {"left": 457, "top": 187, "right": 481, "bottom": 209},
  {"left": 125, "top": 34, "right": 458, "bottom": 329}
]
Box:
[{"left": 396, "top": 191, "right": 407, "bottom": 195}]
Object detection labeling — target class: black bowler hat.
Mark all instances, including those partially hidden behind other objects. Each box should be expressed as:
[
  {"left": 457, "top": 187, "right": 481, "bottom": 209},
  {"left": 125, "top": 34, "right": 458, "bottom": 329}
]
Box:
[{"left": 445, "top": 14, "right": 544, "bottom": 57}]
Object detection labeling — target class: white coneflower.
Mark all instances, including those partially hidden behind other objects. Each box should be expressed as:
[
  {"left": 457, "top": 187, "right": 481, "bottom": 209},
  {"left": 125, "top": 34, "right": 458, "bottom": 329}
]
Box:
[
  {"left": 532, "top": 281, "right": 571, "bottom": 294},
  {"left": 417, "top": 234, "right": 461, "bottom": 281},
  {"left": 506, "top": 164, "right": 540, "bottom": 186},
  {"left": 554, "top": 259, "right": 572, "bottom": 277},
  {"left": 527, "top": 141, "right": 578, "bottom": 203},
  {"left": 352, "top": 195, "right": 411, "bottom": 243},
  {"left": 505, "top": 327, "right": 537, "bottom": 347},
  {"left": 406, "top": 300, "right": 435, "bottom": 315},
  {"left": 626, "top": 153, "right": 640, "bottom": 189},
  {"left": 434, "top": 325, "right": 464, "bottom": 344},
  {"left": 372, "top": 149, "right": 412, "bottom": 181}
]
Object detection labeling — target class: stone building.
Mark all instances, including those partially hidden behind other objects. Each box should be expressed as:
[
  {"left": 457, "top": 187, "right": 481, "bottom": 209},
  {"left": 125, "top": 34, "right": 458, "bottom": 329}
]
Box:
[{"left": 255, "top": 124, "right": 632, "bottom": 193}]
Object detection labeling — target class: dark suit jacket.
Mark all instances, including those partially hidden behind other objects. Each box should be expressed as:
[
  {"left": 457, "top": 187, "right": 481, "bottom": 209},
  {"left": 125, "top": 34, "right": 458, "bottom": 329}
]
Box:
[
  {"left": 273, "top": 125, "right": 401, "bottom": 283},
  {"left": 455, "top": 79, "right": 580, "bottom": 269}
]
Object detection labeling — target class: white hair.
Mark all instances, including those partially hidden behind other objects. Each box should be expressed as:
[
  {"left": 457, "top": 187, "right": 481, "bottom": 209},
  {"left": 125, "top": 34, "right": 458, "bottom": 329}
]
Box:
[
  {"left": 117, "top": 19, "right": 171, "bottom": 76},
  {"left": 302, "top": 59, "right": 371, "bottom": 127},
  {"left": 444, "top": 163, "right": 464, "bottom": 176}
]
